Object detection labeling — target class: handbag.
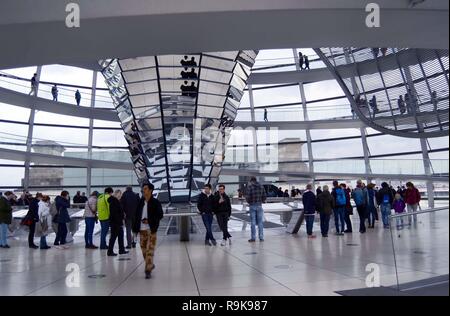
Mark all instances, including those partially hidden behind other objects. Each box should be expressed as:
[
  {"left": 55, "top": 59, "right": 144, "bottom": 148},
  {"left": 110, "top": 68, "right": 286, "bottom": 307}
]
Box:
[{"left": 21, "top": 218, "right": 33, "bottom": 226}]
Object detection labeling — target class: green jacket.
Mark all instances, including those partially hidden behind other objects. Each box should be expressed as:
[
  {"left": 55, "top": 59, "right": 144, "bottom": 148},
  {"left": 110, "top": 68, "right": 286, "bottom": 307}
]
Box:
[
  {"left": 0, "top": 196, "right": 12, "bottom": 225},
  {"left": 97, "top": 194, "right": 111, "bottom": 221}
]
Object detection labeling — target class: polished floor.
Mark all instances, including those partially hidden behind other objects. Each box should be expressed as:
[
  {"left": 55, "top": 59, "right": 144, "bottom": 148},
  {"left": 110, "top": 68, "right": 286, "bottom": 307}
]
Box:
[{"left": 0, "top": 207, "right": 448, "bottom": 296}]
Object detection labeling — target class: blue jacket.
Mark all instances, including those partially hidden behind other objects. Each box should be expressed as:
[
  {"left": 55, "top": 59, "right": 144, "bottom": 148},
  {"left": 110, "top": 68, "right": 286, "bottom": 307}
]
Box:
[
  {"left": 55, "top": 196, "right": 71, "bottom": 223},
  {"left": 302, "top": 190, "right": 316, "bottom": 214}
]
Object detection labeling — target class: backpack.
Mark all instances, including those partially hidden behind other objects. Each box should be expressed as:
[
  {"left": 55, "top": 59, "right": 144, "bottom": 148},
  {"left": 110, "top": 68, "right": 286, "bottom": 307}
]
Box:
[
  {"left": 354, "top": 188, "right": 365, "bottom": 206},
  {"left": 382, "top": 193, "right": 390, "bottom": 205},
  {"left": 336, "top": 188, "right": 346, "bottom": 206}
]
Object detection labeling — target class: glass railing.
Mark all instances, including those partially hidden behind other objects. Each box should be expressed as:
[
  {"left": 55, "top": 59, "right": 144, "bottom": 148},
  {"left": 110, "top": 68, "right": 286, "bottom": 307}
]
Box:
[
  {"left": 235, "top": 108, "right": 353, "bottom": 122},
  {"left": 221, "top": 159, "right": 449, "bottom": 177},
  {"left": 388, "top": 206, "right": 449, "bottom": 294},
  {"left": 0, "top": 72, "right": 115, "bottom": 109}
]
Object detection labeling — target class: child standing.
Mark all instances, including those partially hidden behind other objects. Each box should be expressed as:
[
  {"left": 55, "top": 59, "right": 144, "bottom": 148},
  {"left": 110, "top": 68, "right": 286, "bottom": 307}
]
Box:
[{"left": 393, "top": 194, "right": 406, "bottom": 229}]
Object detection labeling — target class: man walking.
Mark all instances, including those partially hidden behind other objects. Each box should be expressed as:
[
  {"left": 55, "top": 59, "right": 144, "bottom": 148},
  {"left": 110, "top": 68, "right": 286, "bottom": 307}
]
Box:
[
  {"left": 214, "top": 184, "right": 232, "bottom": 246},
  {"left": 197, "top": 184, "right": 217, "bottom": 246},
  {"left": 132, "top": 183, "right": 164, "bottom": 279},
  {"left": 245, "top": 177, "right": 267, "bottom": 242},
  {"left": 121, "top": 186, "right": 139, "bottom": 249}
]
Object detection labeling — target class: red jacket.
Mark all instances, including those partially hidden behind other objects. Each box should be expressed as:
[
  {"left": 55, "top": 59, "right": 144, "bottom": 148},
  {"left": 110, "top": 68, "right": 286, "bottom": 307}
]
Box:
[{"left": 404, "top": 187, "right": 421, "bottom": 205}]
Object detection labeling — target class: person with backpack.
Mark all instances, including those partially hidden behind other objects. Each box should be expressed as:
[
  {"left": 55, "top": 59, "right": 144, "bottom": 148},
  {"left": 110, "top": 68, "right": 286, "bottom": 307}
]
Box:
[
  {"left": 97, "top": 187, "right": 113, "bottom": 250},
  {"left": 376, "top": 182, "right": 394, "bottom": 228},
  {"left": 84, "top": 191, "right": 99, "bottom": 249},
  {"left": 302, "top": 184, "right": 317, "bottom": 238},
  {"left": 316, "top": 185, "right": 335, "bottom": 237},
  {"left": 352, "top": 180, "right": 369, "bottom": 233},
  {"left": 404, "top": 182, "right": 421, "bottom": 225},
  {"left": 331, "top": 181, "right": 346, "bottom": 235},
  {"left": 392, "top": 193, "right": 406, "bottom": 230},
  {"left": 54, "top": 191, "right": 71, "bottom": 248}
]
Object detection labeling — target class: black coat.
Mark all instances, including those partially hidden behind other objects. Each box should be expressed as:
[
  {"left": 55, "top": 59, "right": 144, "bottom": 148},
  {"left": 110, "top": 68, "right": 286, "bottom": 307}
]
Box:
[
  {"left": 108, "top": 196, "right": 124, "bottom": 227},
  {"left": 120, "top": 189, "right": 139, "bottom": 220},
  {"left": 197, "top": 192, "right": 214, "bottom": 214},
  {"left": 376, "top": 187, "right": 394, "bottom": 206},
  {"left": 302, "top": 191, "right": 316, "bottom": 214},
  {"left": 213, "top": 192, "right": 232, "bottom": 217},
  {"left": 132, "top": 197, "right": 164, "bottom": 234}
]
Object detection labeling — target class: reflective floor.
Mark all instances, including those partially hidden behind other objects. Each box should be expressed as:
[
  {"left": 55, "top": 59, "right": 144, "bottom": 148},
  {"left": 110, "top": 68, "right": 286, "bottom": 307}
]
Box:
[{"left": 0, "top": 208, "right": 448, "bottom": 296}]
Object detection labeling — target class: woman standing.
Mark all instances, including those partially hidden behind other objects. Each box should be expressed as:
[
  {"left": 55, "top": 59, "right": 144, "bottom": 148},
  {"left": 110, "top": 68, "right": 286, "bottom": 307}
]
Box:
[
  {"left": 37, "top": 195, "right": 52, "bottom": 249},
  {"left": 107, "top": 190, "right": 128, "bottom": 256},
  {"left": 366, "top": 183, "right": 378, "bottom": 228},
  {"left": 0, "top": 191, "right": 13, "bottom": 248},
  {"left": 54, "top": 191, "right": 71, "bottom": 249},
  {"left": 404, "top": 182, "right": 421, "bottom": 225},
  {"left": 84, "top": 191, "right": 99, "bottom": 249}
]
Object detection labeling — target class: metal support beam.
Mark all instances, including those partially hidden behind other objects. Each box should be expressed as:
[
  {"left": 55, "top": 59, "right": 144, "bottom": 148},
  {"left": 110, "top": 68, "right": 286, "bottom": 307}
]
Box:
[
  {"left": 23, "top": 66, "right": 42, "bottom": 191},
  {"left": 248, "top": 84, "right": 259, "bottom": 166},
  {"left": 293, "top": 49, "right": 314, "bottom": 187},
  {"left": 86, "top": 71, "right": 97, "bottom": 194}
]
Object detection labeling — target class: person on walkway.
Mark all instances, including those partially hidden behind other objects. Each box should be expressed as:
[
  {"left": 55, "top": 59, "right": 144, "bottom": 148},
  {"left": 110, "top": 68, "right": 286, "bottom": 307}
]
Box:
[
  {"left": 214, "top": 184, "right": 232, "bottom": 246},
  {"left": 376, "top": 182, "right": 394, "bottom": 228},
  {"left": 75, "top": 90, "right": 81, "bottom": 106},
  {"left": 304, "top": 55, "right": 310, "bottom": 70},
  {"left": 316, "top": 185, "right": 335, "bottom": 237},
  {"left": 264, "top": 108, "right": 268, "bottom": 122},
  {"left": 331, "top": 181, "right": 346, "bottom": 235},
  {"left": 51, "top": 84, "right": 58, "bottom": 102},
  {"left": 392, "top": 193, "right": 406, "bottom": 230},
  {"left": 0, "top": 191, "right": 13, "bottom": 248},
  {"left": 84, "top": 191, "right": 99, "bottom": 249},
  {"left": 298, "top": 52, "right": 304, "bottom": 69},
  {"left": 197, "top": 184, "right": 217, "bottom": 246},
  {"left": 54, "top": 191, "right": 71, "bottom": 248},
  {"left": 341, "top": 183, "right": 353, "bottom": 233},
  {"left": 37, "top": 195, "right": 52, "bottom": 250},
  {"left": 366, "top": 183, "right": 378, "bottom": 228},
  {"left": 431, "top": 91, "right": 438, "bottom": 111},
  {"left": 24, "top": 193, "right": 42, "bottom": 249},
  {"left": 372, "top": 48, "right": 380, "bottom": 58},
  {"left": 132, "top": 183, "right": 164, "bottom": 279},
  {"left": 73, "top": 191, "right": 84, "bottom": 204},
  {"left": 404, "top": 182, "right": 421, "bottom": 225},
  {"left": 97, "top": 187, "right": 113, "bottom": 250},
  {"left": 352, "top": 180, "right": 369, "bottom": 233},
  {"left": 302, "top": 184, "right": 316, "bottom": 238},
  {"left": 121, "top": 186, "right": 139, "bottom": 249},
  {"left": 245, "top": 177, "right": 267, "bottom": 242},
  {"left": 107, "top": 190, "right": 128, "bottom": 257},
  {"left": 29, "top": 73, "right": 38, "bottom": 96},
  {"left": 380, "top": 48, "right": 388, "bottom": 57},
  {"left": 398, "top": 95, "right": 406, "bottom": 114},
  {"left": 283, "top": 189, "right": 290, "bottom": 198}
]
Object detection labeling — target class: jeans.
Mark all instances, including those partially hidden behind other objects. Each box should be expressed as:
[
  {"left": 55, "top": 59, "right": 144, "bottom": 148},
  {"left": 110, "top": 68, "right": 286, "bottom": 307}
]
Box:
[
  {"left": 380, "top": 203, "right": 391, "bottom": 227},
  {"left": 125, "top": 218, "right": 136, "bottom": 247},
  {"left": 249, "top": 204, "right": 264, "bottom": 240},
  {"left": 40, "top": 236, "right": 48, "bottom": 249},
  {"left": 396, "top": 217, "right": 404, "bottom": 229},
  {"left": 216, "top": 213, "right": 231, "bottom": 240},
  {"left": 356, "top": 205, "right": 367, "bottom": 233},
  {"left": 367, "top": 204, "right": 377, "bottom": 227},
  {"left": 84, "top": 217, "right": 96, "bottom": 246},
  {"left": 344, "top": 208, "right": 353, "bottom": 232},
  {"left": 305, "top": 214, "right": 315, "bottom": 236},
  {"left": 28, "top": 221, "right": 36, "bottom": 247},
  {"left": 334, "top": 206, "right": 345, "bottom": 233},
  {"left": 108, "top": 225, "right": 125, "bottom": 254},
  {"left": 201, "top": 213, "right": 215, "bottom": 242},
  {"left": 54, "top": 222, "right": 68, "bottom": 245},
  {"left": 0, "top": 223, "right": 8, "bottom": 246},
  {"left": 319, "top": 213, "right": 331, "bottom": 236},
  {"left": 406, "top": 204, "right": 418, "bottom": 224},
  {"left": 100, "top": 220, "right": 110, "bottom": 248}
]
